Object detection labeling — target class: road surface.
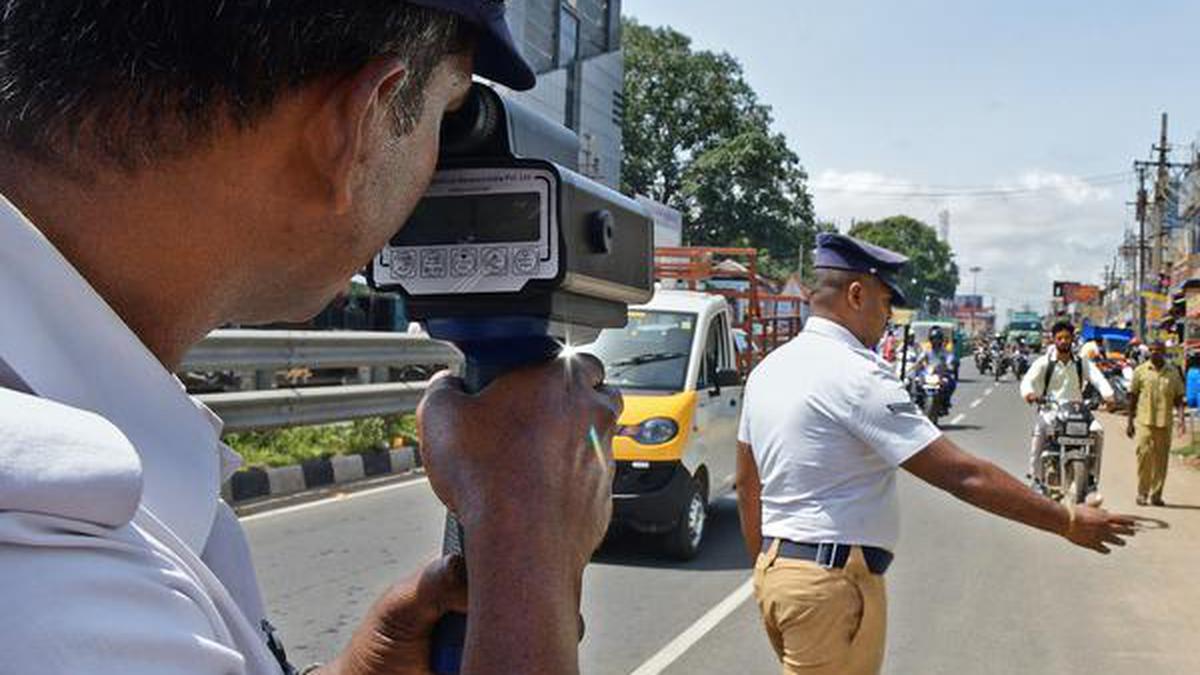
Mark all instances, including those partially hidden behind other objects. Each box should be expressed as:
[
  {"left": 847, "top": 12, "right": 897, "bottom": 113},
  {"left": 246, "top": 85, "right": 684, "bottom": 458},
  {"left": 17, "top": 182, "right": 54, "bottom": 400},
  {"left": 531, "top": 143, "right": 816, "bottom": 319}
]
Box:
[{"left": 244, "top": 362, "right": 1200, "bottom": 673}]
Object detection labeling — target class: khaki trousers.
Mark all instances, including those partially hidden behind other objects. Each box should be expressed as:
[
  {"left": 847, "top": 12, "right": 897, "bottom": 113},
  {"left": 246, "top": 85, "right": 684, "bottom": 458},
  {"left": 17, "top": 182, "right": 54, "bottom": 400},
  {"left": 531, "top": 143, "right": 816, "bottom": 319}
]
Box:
[
  {"left": 753, "top": 540, "right": 887, "bottom": 675},
  {"left": 1135, "top": 424, "right": 1172, "bottom": 499}
]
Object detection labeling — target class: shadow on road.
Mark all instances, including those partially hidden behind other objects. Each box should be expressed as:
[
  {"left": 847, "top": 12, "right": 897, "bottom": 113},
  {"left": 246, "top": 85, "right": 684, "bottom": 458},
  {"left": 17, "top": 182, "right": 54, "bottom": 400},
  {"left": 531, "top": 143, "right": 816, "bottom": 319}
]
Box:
[
  {"left": 593, "top": 497, "right": 751, "bottom": 572},
  {"left": 1128, "top": 515, "right": 1170, "bottom": 531},
  {"left": 938, "top": 423, "right": 983, "bottom": 432},
  {"left": 1157, "top": 502, "right": 1200, "bottom": 511}
]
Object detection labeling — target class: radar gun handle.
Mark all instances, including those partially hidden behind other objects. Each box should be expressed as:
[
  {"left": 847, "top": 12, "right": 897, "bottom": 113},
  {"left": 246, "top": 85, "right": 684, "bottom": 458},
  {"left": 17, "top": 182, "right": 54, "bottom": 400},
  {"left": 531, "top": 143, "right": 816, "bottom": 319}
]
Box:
[{"left": 429, "top": 321, "right": 580, "bottom": 674}]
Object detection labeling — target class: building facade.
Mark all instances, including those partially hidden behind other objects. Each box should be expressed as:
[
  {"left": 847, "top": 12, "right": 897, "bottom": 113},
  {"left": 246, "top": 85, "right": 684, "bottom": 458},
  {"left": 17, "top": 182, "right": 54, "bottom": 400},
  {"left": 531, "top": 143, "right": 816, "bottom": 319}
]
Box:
[
  {"left": 501, "top": 0, "right": 625, "bottom": 189},
  {"left": 947, "top": 294, "right": 996, "bottom": 337}
]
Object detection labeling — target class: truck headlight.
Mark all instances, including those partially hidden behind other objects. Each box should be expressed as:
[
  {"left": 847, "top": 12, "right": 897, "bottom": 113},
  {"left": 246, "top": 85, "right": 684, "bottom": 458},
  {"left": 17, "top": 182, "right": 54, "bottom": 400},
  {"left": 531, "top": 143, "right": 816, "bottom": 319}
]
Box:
[{"left": 620, "top": 417, "right": 679, "bottom": 445}]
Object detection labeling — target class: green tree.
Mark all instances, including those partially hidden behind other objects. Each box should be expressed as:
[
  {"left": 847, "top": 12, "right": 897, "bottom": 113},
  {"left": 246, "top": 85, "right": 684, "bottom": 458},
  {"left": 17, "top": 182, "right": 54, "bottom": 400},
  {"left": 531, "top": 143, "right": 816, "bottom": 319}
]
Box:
[
  {"left": 848, "top": 216, "right": 960, "bottom": 313},
  {"left": 621, "top": 19, "right": 814, "bottom": 276}
]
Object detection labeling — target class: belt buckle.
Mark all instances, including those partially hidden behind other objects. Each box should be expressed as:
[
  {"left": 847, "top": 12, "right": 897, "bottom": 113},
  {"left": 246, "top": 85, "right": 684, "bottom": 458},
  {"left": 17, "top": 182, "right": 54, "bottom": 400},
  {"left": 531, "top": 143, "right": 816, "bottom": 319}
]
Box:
[{"left": 816, "top": 543, "right": 840, "bottom": 569}]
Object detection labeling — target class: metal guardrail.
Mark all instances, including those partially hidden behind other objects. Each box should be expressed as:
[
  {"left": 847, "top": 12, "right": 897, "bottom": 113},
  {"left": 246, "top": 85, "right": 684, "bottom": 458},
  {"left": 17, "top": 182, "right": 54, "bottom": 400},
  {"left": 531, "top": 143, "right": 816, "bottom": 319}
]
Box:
[
  {"left": 197, "top": 381, "right": 430, "bottom": 432},
  {"left": 181, "top": 329, "right": 462, "bottom": 371},
  {"left": 182, "top": 330, "right": 462, "bottom": 432}
]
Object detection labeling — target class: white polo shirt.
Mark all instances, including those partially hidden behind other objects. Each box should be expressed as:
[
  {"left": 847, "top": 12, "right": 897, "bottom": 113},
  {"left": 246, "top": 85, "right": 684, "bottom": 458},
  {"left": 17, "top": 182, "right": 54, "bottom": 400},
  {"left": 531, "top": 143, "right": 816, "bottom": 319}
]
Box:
[
  {"left": 0, "top": 194, "right": 284, "bottom": 674},
  {"left": 738, "top": 316, "right": 941, "bottom": 552}
]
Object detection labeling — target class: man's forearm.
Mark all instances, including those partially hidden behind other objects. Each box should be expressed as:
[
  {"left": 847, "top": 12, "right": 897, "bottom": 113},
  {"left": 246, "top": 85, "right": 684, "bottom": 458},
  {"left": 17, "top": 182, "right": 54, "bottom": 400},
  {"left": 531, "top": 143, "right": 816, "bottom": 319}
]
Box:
[
  {"left": 735, "top": 443, "right": 763, "bottom": 561},
  {"left": 736, "top": 486, "right": 762, "bottom": 562},
  {"left": 463, "top": 526, "right": 583, "bottom": 675},
  {"left": 948, "top": 457, "right": 1069, "bottom": 538}
]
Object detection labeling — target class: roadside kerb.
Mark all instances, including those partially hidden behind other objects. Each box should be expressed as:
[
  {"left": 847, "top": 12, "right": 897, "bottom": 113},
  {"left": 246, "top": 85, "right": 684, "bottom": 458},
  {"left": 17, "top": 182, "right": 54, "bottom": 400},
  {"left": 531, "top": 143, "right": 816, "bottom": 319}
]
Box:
[{"left": 225, "top": 446, "right": 418, "bottom": 503}]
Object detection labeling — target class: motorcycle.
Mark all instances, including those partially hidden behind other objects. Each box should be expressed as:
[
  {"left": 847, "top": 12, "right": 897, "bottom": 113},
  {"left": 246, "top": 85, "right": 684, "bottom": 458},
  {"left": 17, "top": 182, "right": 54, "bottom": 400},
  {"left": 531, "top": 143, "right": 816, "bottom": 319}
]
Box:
[
  {"left": 975, "top": 347, "right": 993, "bottom": 374},
  {"left": 1035, "top": 399, "right": 1099, "bottom": 504},
  {"left": 1013, "top": 351, "right": 1031, "bottom": 378},
  {"left": 993, "top": 350, "right": 1009, "bottom": 382},
  {"left": 1084, "top": 358, "right": 1130, "bottom": 411},
  {"left": 910, "top": 367, "right": 951, "bottom": 426}
]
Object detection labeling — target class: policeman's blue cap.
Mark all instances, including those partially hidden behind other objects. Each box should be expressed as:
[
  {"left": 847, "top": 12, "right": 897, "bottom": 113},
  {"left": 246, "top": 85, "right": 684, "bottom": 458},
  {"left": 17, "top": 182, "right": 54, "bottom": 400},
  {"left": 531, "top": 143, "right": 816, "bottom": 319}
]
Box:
[
  {"left": 408, "top": 0, "right": 537, "bottom": 91},
  {"left": 814, "top": 232, "right": 910, "bottom": 307}
]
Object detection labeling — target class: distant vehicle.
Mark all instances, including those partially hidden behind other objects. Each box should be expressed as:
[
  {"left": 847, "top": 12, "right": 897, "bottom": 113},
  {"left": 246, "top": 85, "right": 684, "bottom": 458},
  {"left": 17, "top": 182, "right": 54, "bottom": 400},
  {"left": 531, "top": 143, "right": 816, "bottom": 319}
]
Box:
[
  {"left": 1006, "top": 311, "right": 1043, "bottom": 348},
  {"left": 910, "top": 319, "right": 961, "bottom": 378},
  {"left": 584, "top": 289, "right": 742, "bottom": 559},
  {"left": 909, "top": 365, "right": 951, "bottom": 426}
]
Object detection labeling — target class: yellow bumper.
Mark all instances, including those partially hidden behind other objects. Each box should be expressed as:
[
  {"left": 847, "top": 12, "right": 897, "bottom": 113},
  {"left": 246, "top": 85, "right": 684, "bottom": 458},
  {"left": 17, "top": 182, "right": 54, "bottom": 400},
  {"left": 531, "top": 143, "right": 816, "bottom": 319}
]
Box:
[{"left": 613, "top": 391, "right": 696, "bottom": 462}]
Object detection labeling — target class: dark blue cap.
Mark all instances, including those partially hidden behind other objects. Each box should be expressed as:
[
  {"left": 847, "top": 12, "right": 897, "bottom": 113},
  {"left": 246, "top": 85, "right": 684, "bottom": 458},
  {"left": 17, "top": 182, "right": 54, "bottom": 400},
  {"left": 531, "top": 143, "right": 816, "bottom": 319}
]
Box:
[
  {"left": 814, "top": 232, "right": 910, "bottom": 307},
  {"left": 408, "top": 0, "right": 537, "bottom": 91}
]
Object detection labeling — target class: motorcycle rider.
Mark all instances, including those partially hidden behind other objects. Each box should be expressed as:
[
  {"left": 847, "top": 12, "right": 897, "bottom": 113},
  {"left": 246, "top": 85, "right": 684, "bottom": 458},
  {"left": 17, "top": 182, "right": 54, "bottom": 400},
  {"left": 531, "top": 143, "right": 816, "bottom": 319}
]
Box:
[
  {"left": 991, "top": 334, "right": 1010, "bottom": 378},
  {"left": 1021, "top": 320, "right": 1115, "bottom": 496},
  {"left": 914, "top": 326, "right": 957, "bottom": 408},
  {"left": 1011, "top": 337, "right": 1032, "bottom": 377},
  {"left": 975, "top": 334, "right": 993, "bottom": 373}
]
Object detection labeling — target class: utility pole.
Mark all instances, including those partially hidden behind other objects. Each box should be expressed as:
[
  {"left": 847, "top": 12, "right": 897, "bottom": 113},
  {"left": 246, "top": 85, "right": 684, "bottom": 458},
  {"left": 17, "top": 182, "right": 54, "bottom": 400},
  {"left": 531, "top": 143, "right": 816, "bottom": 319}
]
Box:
[
  {"left": 1153, "top": 113, "right": 1170, "bottom": 277},
  {"left": 1134, "top": 163, "right": 1149, "bottom": 337},
  {"left": 1133, "top": 113, "right": 1192, "bottom": 338}
]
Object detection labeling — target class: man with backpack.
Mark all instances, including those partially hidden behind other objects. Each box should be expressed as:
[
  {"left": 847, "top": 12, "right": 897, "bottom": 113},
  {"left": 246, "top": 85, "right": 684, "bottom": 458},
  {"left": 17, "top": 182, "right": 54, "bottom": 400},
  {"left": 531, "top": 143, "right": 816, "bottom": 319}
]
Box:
[{"left": 1021, "top": 320, "right": 1116, "bottom": 496}]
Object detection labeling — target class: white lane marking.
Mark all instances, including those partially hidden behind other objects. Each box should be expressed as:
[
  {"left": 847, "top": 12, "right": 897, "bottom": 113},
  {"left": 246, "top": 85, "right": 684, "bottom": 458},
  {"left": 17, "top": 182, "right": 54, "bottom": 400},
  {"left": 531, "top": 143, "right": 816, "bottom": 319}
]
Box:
[
  {"left": 240, "top": 477, "right": 430, "bottom": 523},
  {"left": 950, "top": 413, "right": 966, "bottom": 425},
  {"left": 984, "top": 387, "right": 994, "bottom": 396},
  {"left": 629, "top": 578, "right": 754, "bottom": 675},
  {"left": 970, "top": 399, "right": 982, "bottom": 409}
]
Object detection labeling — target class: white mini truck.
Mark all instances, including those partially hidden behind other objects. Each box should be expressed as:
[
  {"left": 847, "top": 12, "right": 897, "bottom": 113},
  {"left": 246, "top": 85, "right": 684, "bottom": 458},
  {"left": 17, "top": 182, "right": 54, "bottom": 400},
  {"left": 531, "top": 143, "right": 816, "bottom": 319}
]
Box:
[{"left": 585, "top": 288, "right": 743, "bottom": 559}]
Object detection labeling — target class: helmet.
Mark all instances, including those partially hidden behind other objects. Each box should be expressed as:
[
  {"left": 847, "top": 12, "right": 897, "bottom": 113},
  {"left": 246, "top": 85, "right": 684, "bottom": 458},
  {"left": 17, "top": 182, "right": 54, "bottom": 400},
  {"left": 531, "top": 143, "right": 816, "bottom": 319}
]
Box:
[{"left": 929, "top": 327, "right": 945, "bottom": 343}]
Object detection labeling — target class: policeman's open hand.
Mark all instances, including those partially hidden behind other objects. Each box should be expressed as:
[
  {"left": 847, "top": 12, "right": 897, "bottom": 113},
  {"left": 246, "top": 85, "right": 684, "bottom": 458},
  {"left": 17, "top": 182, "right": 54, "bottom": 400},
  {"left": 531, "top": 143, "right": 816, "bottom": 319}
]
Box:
[
  {"left": 1063, "top": 505, "right": 1137, "bottom": 554},
  {"left": 326, "top": 555, "right": 467, "bottom": 675},
  {"left": 417, "top": 353, "right": 621, "bottom": 571}
]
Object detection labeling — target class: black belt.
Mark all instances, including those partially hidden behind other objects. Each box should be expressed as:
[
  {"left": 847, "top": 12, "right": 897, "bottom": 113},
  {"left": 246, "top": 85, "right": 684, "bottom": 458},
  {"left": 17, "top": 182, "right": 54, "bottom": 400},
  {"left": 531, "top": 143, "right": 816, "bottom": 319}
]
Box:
[{"left": 762, "top": 538, "right": 894, "bottom": 575}]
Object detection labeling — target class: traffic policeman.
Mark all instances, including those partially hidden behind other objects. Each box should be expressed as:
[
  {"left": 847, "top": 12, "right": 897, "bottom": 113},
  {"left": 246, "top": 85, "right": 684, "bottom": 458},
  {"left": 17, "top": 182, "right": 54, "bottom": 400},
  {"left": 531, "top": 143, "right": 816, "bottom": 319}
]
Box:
[
  {"left": 0, "top": 2, "right": 618, "bottom": 674},
  {"left": 736, "top": 233, "right": 1136, "bottom": 675}
]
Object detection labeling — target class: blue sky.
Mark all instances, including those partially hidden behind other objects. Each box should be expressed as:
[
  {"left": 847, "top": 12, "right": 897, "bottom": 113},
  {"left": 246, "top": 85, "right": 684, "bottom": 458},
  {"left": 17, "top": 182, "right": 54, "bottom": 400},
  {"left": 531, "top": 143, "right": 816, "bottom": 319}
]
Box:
[{"left": 622, "top": 0, "right": 1200, "bottom": 317}]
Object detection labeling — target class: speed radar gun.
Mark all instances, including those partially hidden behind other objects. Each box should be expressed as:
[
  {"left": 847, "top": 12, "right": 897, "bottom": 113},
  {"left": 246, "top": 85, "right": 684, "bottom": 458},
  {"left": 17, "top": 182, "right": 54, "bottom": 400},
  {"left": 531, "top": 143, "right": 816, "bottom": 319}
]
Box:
[{"left": 368, "top": 82, "right": 654, "bottom": 674}]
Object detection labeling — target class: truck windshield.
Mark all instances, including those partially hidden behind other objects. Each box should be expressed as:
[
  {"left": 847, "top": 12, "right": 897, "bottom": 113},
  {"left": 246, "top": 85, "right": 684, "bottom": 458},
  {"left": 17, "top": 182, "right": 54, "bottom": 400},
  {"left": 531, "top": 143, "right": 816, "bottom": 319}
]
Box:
[{"left": 584, "top": 310, "right": 696, "bottom": 391}]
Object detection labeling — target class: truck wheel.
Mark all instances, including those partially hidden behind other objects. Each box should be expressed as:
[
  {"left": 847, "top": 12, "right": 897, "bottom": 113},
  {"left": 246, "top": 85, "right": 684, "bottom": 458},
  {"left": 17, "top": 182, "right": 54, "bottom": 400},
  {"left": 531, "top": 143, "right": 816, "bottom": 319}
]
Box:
[{"left": 665, "top": 480, "right": 706, "bottom": 561}]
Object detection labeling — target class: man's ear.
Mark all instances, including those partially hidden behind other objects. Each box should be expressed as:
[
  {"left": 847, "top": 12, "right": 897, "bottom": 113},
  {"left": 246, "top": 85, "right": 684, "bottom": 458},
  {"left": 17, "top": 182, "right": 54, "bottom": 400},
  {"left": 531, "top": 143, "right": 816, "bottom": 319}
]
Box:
[
  {"left": 303, "top": 57, "right": 410, "bottom": 214},
  {"left": 846, "top": 280, "right": 865, "bottom": 310}
]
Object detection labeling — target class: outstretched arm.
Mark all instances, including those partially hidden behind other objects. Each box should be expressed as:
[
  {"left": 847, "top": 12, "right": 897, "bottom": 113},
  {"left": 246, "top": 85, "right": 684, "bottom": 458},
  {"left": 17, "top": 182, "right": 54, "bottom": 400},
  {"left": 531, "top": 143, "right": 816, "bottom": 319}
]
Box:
[{"left": 902, "top": 436, "right": 1136, "bottom": 554}]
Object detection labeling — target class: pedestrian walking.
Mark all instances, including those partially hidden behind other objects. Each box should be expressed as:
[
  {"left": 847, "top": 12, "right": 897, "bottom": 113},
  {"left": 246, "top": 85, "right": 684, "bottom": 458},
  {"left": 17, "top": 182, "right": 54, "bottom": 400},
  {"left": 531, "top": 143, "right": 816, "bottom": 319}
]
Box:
[
  {"left": 1126, "top": 340, "right": 1187, "bottom": 506},
  {"left": 736, "top": 233, "right": 1136, "bottom": 675}
]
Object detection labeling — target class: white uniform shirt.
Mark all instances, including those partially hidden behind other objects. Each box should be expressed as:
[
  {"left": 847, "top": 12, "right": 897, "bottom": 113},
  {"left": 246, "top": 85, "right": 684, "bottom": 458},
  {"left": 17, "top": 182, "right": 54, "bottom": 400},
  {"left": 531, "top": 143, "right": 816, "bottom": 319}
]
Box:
[
  {"left": 738, "top": 317, "right": 942, "bottom": 552},
  {"left": 1019, "top": 351, "right": 1114, "bottom": 403},
  {"left": 0, "top": 195, "right": 284, "bottom": 674}
]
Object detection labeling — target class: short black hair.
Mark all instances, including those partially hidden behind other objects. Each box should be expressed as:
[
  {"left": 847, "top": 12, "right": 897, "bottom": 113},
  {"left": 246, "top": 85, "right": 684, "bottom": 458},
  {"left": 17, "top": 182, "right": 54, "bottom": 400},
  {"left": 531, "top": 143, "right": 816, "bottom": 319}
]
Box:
[
  {"left": 812, "top": 268, "right": 870, "bottom": 300},
  {"left": 0, "top": 1, "right": 472, "bottom": 171},
  {"left": 1051, "top": 320, "right": 1075, "bottom": 336}
]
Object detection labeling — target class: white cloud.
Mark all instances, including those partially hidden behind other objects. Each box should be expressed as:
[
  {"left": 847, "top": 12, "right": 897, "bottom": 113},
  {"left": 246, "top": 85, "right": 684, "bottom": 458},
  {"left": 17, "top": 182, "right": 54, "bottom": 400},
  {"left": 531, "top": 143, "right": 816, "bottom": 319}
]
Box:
[{"left": 811, "top": 168, "right": 1131, "bottom": 322}]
